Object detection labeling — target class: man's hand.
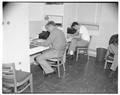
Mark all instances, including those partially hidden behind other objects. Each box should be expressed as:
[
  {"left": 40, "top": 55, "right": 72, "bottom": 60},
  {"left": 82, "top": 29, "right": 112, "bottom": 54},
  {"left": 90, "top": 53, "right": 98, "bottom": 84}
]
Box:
[{"left": 73, "top": 32, "right": 79, "bottom": 36}]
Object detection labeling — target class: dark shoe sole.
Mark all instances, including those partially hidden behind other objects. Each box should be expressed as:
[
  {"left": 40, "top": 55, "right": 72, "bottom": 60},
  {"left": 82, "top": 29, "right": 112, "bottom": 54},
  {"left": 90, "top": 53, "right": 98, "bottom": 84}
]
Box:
[{"left": 44, "top": 71, "right": 57, "bottom": 78}]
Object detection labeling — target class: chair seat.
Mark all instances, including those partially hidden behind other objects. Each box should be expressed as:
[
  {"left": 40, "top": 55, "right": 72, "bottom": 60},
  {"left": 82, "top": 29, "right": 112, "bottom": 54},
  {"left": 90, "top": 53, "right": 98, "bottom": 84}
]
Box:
[
  {"left": 46, "top": 58, "right": 62, "bottom": 65},
  {"left": 106, "top": 56, "right": 114, "bottom": 61},
  {"left": 46, "top": 56, "right": 62, "bottom": 62},
  {"left": 16, "top": 71, "right": 31, "bottom": 83},
  {"left": 47, "top": 58, "right": 58, "bottom": 62},
  {"left": 109, "top": 53, "right": 114, "bottom": 58},
  {"left": 3, "top": 70, "right": 31, "bottom": 86}
]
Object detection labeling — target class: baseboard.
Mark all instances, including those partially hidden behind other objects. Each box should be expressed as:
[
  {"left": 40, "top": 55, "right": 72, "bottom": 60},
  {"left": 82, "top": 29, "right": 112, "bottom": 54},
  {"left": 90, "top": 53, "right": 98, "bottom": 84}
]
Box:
[{"left": 88, "top": 49, "right": 96, "bottom": 57}]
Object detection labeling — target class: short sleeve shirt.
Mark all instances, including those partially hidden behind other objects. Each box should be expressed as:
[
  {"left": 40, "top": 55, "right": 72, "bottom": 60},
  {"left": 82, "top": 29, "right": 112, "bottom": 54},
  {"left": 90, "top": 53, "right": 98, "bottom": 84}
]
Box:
[{"left": 79, "top": 25, "right": 90, "bottom": 42}]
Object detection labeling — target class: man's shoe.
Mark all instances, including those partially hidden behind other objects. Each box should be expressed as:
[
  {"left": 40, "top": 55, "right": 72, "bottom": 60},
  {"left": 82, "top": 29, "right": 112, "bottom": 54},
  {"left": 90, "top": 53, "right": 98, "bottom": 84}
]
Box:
[
  {"left": 108, "top": 70, "right": 115, "bottom": 78},
  {"left": 44, "top": 70, "right": 57, "bottom": 78}
]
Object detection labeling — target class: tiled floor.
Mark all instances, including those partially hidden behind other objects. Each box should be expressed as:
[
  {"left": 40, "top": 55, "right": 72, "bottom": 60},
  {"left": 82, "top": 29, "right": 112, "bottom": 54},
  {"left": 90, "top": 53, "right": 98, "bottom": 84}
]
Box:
[{"left": 26, "top": 54, "right": 118, "bottom": 93}]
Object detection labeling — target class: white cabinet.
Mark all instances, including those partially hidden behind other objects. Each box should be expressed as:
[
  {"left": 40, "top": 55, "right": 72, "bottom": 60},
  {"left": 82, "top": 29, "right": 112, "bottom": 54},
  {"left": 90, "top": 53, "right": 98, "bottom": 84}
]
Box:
[{"left": 3, "top": 3, "right": 30, "bottom": 72}]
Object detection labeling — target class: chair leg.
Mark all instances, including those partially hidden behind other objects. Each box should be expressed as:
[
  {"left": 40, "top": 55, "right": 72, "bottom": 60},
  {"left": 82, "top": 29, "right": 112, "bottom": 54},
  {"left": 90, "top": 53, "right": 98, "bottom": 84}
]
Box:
[
  {"left": 30, "top": 75, "right": 33, "bottom": 93},
  {"left": 57, "top": 62, "right": 60, "bottom": 78},
  {"left": 76, "top": 49, "right": 79, "bottom": 62},
  {"left": 87, "top": 55, "right": 89, "bottom": 64},
  {"left": 14, "top": 86, "right": 17, "bottom": 93},
  {"left": 63, "top": 62, "right": 65, "bottom": 71},
  {"left": 104, "top": 61, "right": 107, "bottom": 69},
  {"left": 87, "top": 50, "right": 89, "bottom": 63}
]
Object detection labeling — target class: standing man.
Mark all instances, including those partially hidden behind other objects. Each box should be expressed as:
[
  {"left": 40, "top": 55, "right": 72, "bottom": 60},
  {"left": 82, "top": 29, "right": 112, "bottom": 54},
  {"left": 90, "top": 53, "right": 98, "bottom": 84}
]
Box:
[
  {"left": 69, "top": 22, "right": 90, "bottom": 56},
  {"left": 32, "top": 21, "right": 66, "bottom": 75}
]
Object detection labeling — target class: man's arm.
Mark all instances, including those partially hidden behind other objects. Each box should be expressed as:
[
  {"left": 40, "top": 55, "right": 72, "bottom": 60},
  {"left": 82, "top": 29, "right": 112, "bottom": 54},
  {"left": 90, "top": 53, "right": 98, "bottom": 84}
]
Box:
[
  {"left": 73, "top": 31, "right": 79, "bottom": 36},
  {"left": 31, "top": 32, "right": 54, "bottom": 47},
  {"left": 39, "top": 32, "right": 54, "bottom": 47}
]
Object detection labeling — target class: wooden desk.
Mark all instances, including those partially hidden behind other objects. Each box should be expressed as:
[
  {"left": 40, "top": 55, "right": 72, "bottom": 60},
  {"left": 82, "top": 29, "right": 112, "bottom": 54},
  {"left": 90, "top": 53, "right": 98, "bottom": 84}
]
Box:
[
  {"left": 29, "top": 41, "right": 49, "bottom": 64},
  {"left": 30, "top": 45, "right": 49, "bottom": 56},
  {"left": 29, "top": 36, "right": 72, "bottom": 56},
  {"left": 29, "top": 39, "right": 49, "bottom": 56}
]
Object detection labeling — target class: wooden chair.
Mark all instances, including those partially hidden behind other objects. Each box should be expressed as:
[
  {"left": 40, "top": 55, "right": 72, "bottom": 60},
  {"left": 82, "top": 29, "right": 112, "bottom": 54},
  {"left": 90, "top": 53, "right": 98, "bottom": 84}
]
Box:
[
  {"left": 2, "top": 63, "right": 33, "bottom": 93},
  {"left": 45, "top": 45, "right": 68, "bottom": 78},
  {"left": 104, "top": 54, "right": 114, "bottom": 69},
  {"left": 76, "top": 36, "right": 92, "bottom": 62}
]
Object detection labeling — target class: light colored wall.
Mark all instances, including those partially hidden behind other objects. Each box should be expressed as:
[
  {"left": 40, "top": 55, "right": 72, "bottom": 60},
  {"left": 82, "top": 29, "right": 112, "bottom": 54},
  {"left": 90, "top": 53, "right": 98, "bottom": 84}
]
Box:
[
  {"left": 3, "top": 3, "right": 30, "bottom": 72},
  {"left": 29, "top": 21, "right": 43, "bottom": 39},
  {"left": 76, "top": 3, "right": 100, "bottom": 24},
  {"left": 29, "top": 3, "right": 44, "bottom": 21},
  {"left": 63, "top": 3, "right": 77, "bottom": 37},
  {"left": 44, "top": 4, "right": 64, "bottom": 16},
  {"left": 96, "top": 3, "right": 118, "bottom": 48},
  {"left": 29, "top": 3, "right": 45, "bottom": 39},
  {"left": 29, "top": 3, "right": 64, "bottom": 39},
  {"left": 89, "top": 3, "right": 118, "bottom": 56}
]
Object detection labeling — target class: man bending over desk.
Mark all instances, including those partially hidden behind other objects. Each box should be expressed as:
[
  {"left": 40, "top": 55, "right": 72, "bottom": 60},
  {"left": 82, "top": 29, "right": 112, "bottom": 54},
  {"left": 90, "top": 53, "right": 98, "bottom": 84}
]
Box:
[
  {"left": 32, "top": 21, "right": 66, "bottom": 75},
  {"left": 69, "top": 22, "right": 90, "bottom": 56}
]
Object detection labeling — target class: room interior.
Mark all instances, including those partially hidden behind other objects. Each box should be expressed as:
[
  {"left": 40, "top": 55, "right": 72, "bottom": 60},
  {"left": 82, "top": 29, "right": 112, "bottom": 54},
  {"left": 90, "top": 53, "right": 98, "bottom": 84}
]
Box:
[{"left": 2, "top": 2, "right": 118, "bottom": 93}]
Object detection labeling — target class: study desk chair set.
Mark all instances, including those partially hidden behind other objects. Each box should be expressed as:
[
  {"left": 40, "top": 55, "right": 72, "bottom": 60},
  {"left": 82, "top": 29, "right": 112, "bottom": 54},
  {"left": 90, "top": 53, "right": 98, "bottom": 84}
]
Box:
[{"left": 2, "top": 36, "right": 92, "bottom": 93}]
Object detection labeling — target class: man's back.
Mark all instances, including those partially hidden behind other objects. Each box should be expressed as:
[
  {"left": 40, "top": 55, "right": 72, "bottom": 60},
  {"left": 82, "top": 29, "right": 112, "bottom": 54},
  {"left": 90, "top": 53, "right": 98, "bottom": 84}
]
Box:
[{"left": 51, "top": 28, "right": 66, "bottom": 51}]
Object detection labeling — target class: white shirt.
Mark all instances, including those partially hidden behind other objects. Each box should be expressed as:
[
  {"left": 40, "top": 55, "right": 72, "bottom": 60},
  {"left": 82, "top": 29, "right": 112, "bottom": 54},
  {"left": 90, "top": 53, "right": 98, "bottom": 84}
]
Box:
[{"left": 79, "top": 25, "right": 90, "bottom": 42}]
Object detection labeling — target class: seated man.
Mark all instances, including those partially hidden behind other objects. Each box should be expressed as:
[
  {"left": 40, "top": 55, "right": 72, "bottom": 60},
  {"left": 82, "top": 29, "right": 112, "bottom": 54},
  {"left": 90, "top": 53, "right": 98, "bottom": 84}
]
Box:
[
  {"left": 69, "top": 22, "right": 90, "bottom": 56},
  {"left": 32, "top": 21, "right": 66, "bottom": 75},
  {"left": 105, "top": 34, "right": 118, "bottom": 78}
]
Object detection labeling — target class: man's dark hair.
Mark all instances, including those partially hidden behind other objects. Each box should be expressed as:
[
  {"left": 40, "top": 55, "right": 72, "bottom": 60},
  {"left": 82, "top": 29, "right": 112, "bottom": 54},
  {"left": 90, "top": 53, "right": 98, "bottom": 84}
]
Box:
[
  {"left": 46, "top": 21, "right": 56, "bottom": 26},
  {"left": 71, "top": 22, "right": 79, "bottom": 28}
]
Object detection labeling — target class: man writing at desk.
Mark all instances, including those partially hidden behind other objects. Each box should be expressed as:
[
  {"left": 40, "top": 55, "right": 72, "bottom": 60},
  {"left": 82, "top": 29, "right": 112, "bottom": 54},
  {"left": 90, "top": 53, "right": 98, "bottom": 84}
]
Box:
[{"left": 32, "top": 21, "right": 66, "bottom": 75}]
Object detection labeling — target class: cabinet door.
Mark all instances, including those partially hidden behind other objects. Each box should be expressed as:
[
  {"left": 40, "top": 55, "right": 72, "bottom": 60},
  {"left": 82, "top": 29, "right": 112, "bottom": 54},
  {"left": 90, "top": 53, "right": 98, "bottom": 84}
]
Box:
[{"left": 3, "top": 3, "right": 30, "bottom": 72}]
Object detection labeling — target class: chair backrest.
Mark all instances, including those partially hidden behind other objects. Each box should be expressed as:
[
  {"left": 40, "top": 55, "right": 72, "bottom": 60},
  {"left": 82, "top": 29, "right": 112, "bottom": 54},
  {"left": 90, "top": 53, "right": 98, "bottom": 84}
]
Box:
[
  {"left": 2, "top": 63, "right": 16, "bottom": 84},
  {"left": 87, "top": 36, "right": 92, "bottom": 47},
  {"left": 62, "top": 43, "right": 68, "bottom": 63},
  {"left": 89, "top": 36, "right": 92, "bottom": 43}
]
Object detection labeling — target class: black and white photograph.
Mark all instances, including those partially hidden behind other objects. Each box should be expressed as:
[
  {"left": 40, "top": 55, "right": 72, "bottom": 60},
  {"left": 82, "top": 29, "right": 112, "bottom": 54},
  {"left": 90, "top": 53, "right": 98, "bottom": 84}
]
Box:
[{"left": 1, "top": 0, "right": 119, "bottom": 94}]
